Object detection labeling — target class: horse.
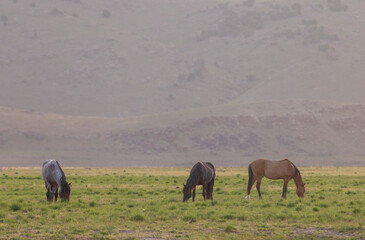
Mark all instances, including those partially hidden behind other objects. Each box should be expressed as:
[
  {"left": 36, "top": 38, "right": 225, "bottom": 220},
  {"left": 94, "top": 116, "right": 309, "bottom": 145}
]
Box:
[
  {"left": 42, "top": 159, "right": 71, "bottom": 202},
  {"left": 245, "top": 159, "right": 305, "bottom": 200},
  {"left": 183, "top": 162, "right": 215, "bottom": 202}
]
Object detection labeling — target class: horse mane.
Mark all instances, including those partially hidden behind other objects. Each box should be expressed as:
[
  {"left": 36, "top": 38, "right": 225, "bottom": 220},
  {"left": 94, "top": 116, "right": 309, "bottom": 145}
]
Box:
[
  {"left": 292, "top": 163, "right": 304, "bottom": 186},
  {"left": 55, "top": 160, "right": 67, "bottom": 185},
  {"left": 186, "top": 162, "right": 202, "bottom": 187},
  {"left": 293, "top": 164, "right": 300, "bottom": 175},
  {"left": 284, "top": 159, "right": 300, "bottom": 175}
]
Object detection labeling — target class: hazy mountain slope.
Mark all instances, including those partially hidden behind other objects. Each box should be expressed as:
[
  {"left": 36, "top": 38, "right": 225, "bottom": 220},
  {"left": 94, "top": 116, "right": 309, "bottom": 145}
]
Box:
[
  {"left": 1, "top": 101, "right": 365, "bottom": 167},
  {"left": 0, "top": 0, "right": 365, "bottom": 117}
]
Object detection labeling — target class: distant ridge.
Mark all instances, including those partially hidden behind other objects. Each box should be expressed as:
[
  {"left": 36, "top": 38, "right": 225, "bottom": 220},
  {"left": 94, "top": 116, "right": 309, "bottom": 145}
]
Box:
[{"left": 1, "top": 100, "right": 364, "bottom": 167}]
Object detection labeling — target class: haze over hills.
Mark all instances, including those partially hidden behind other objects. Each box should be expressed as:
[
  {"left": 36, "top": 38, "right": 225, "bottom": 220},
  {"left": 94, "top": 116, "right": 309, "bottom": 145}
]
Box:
[
  {"left": 1, "top": 101, "right": 365, "bottom": 167},
  {"left": 0, "top": 0, "right": 365, "bottom": 167}
]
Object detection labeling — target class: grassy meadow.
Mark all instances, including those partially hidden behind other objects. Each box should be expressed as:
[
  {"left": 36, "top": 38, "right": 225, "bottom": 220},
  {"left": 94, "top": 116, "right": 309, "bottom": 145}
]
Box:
[{"left": 0, "top": 167, "right": 364, "bottom": 239}]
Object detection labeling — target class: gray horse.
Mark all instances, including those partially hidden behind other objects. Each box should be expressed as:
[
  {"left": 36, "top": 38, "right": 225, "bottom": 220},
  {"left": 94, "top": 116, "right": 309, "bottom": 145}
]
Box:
[{"left": 42, "top": 160, "right": 71, "bottom": 201}]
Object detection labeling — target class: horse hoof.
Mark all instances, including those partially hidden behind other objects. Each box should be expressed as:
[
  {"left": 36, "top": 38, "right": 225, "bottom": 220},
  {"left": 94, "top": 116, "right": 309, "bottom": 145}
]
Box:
[{"left": 245, "top": 195, "right": 250, "bottom": 200}]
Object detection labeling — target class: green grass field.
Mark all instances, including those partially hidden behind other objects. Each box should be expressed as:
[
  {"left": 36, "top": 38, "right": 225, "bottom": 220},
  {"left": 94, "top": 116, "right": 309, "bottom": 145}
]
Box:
[{"left": 0, "top": 167, "right": 364, "bottom": 239}]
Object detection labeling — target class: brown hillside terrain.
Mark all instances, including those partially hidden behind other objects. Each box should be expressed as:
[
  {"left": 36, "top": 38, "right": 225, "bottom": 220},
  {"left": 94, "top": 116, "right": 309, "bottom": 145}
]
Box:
[
  {"left": 1, "top": 0, "right": 365, "bottom": 166},
  {"left": 1, "top": 101, "right": 365, "bottom": 167}
]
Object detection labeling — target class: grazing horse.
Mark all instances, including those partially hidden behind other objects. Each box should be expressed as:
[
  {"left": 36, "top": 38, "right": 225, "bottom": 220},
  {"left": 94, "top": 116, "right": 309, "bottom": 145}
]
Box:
[
  {"left": 246, "top": 159, "right": 305, "bottom": 200},
  {"left": 42, "top": 159, "right": 71, "bottom": 202},
  {"left": 183, "top": 162, "right": 215, "bottom": 202}
]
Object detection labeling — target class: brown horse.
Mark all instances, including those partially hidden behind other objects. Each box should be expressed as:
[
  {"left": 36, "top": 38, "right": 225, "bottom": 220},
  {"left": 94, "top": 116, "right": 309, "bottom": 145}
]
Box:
[
  {"left": 246, "top": 159, "right": 305, "bottom": 200},
  {"left": 183, "top": 162, "right": 215, "bottom": 202}
]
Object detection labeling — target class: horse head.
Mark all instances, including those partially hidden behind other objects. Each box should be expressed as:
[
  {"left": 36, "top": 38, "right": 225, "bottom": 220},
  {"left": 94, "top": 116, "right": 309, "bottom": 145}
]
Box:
[
  {"left": 59, "top": 182, "right": 72, "bottom": 201},
  {"left": 182, "top": 183, "right": 192, "bottom": 202},
  {"left": 296, "top": 183, "right": 305, "bottom": 198}
]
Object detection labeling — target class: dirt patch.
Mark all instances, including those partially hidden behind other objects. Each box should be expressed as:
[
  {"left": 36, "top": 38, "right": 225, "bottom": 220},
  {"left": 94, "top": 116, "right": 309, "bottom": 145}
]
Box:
[
  {"left": 118, "top": 230, "right": 179, "bottom": 240},
  {"left": 292, "top": 227, "right": 358, "bottom": 239}
]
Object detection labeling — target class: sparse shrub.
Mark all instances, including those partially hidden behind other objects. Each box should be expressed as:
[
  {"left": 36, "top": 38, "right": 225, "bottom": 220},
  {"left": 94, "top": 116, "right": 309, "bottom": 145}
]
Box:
[
  {"left": 295, "top": 205, "right": 304, "bottom": 211},
  {"left": 50, "top": 204, "right": 62, "bottom": 210},
  {"left": 130, "top": 214, "right": 145, "bottom": 221},
  {"left": 312, "top": 207, "right": 319, "bottom": 212},
  {"left": 318, "top": 44, "right": 335, "bottom": 53},
  {"left": 243, "top": 0, "right": 255, "bottom": 7},
  {"left": 338, "top": 225, "right": 358, "bottom": 233},
  {"left": 102, "top": 10, "right": 111, "bottom": 18},
  {"left": 22, "top": 131, "right": 44, "bottom": 141},
  {"left": 353, "top": 208, "right": 361, "bottom": 214},
  {"left": 319, "top": 203, "right": 328, "bottom": 208},
  {"left": 10, "top": 203, "right": 21, "bottom": 212},
  {"left": 287, "top": 202, "right": 295, "bottom": 208},
  {"left": 182, "top": 215, "right": 196, "bottom": 223},
  {"left": 0, "top": 201, "right": 7, "bottom": 209},
  {"left": 327, "top": 0, "right": 347, "bottom": 12},
  {"left": 225, "top": 225, "right": 236, "bottom": 232},
  {"left": 237, "top": 215, "right": 246, "bottom": 221},
  {"left": 50, "top": 8, "right": 64, "bottom": 16},
  {"left": 1, "top": 16, "right": 8, "bottom": 26},
  {"left": 223, "top": 214, "right": 235, "bottom": 220},
  {"left": 168, "top": 205, "right": 176, "bottom": 210}
]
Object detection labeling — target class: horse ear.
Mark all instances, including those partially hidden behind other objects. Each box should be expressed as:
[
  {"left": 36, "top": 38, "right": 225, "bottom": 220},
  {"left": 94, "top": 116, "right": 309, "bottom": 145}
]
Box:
[
  {"left": 183, "top": 183, "right": 185, "bottom": 187},
  {"left": 68, "top": 182, "right": 72, "bottom": 186}
]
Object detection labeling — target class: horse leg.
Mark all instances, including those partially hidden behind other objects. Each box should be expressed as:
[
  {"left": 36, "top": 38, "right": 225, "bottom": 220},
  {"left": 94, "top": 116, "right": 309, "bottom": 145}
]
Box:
[
  {"left": 203, "top": 183, "right": 208, "bottom": 200},
  {"left": 256, "top": 178, "right": 262, "bottom": 199},
  {"left": 192, "top": 188, "right": 196, "bottom": 202},
  {"left": 209, "top": 180, "right": 215, "bottom": 200},
  {"left": 282, "top": 179, "right": 290, "bottom": 199},
  {"left": 55, "top": 187, "right": 59, "bottom": 202},
  {"left": 206, "top": 183, "right": 211, "bottom": 200},
  {"left": 204, "top": 184, "right": 209, "bottom": 200},
  {"left": 50, "top": 185, "right": 55, "bottom": 202},
  {"left": 46, "top": 186, "right": 52, "bottom": 201},
  {"left": 202, "top": 185, "right": 205, "bottom": 200}
]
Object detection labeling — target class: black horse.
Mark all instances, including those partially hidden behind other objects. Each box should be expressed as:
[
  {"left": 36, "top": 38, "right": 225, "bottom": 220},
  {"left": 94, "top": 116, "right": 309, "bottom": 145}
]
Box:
[
  {"left": 183, "top": 162, "right": 215, "bottom": 202},
  {"left": 42, "top": 159, "right": 71, "bottom": 202}
]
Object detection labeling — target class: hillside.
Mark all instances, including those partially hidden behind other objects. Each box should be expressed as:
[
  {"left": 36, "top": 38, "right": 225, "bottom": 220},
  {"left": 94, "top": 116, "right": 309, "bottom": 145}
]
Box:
[
  {"left": 1, "top": 0, "right": 365, "bottom": 167},
  {"left": 1, "top": 0, "right": 365, "bottom": 117},
  {"left": 1, "top": 101, "right": 365, "bottom": 167}
]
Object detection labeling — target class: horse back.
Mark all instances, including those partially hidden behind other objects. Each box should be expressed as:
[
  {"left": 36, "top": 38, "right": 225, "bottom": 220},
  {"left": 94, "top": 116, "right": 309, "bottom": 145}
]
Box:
[
  {"left": 203, "top": 162, "right": 215, "bottom": 172},
  {"left": 42, "top": 160, "right": 65, "bottom": 186},
  {"left": 200, "top": 162, "right": 215, "bottom": 183},
  {"left": 251, "top": 159, "right": 295, "bottom": 180}
]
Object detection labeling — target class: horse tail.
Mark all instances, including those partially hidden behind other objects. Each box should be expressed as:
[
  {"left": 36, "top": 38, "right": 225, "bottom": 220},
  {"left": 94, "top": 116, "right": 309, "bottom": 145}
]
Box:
[{"left": 247, "top": 163, "right": 253, "bottom": 192}]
